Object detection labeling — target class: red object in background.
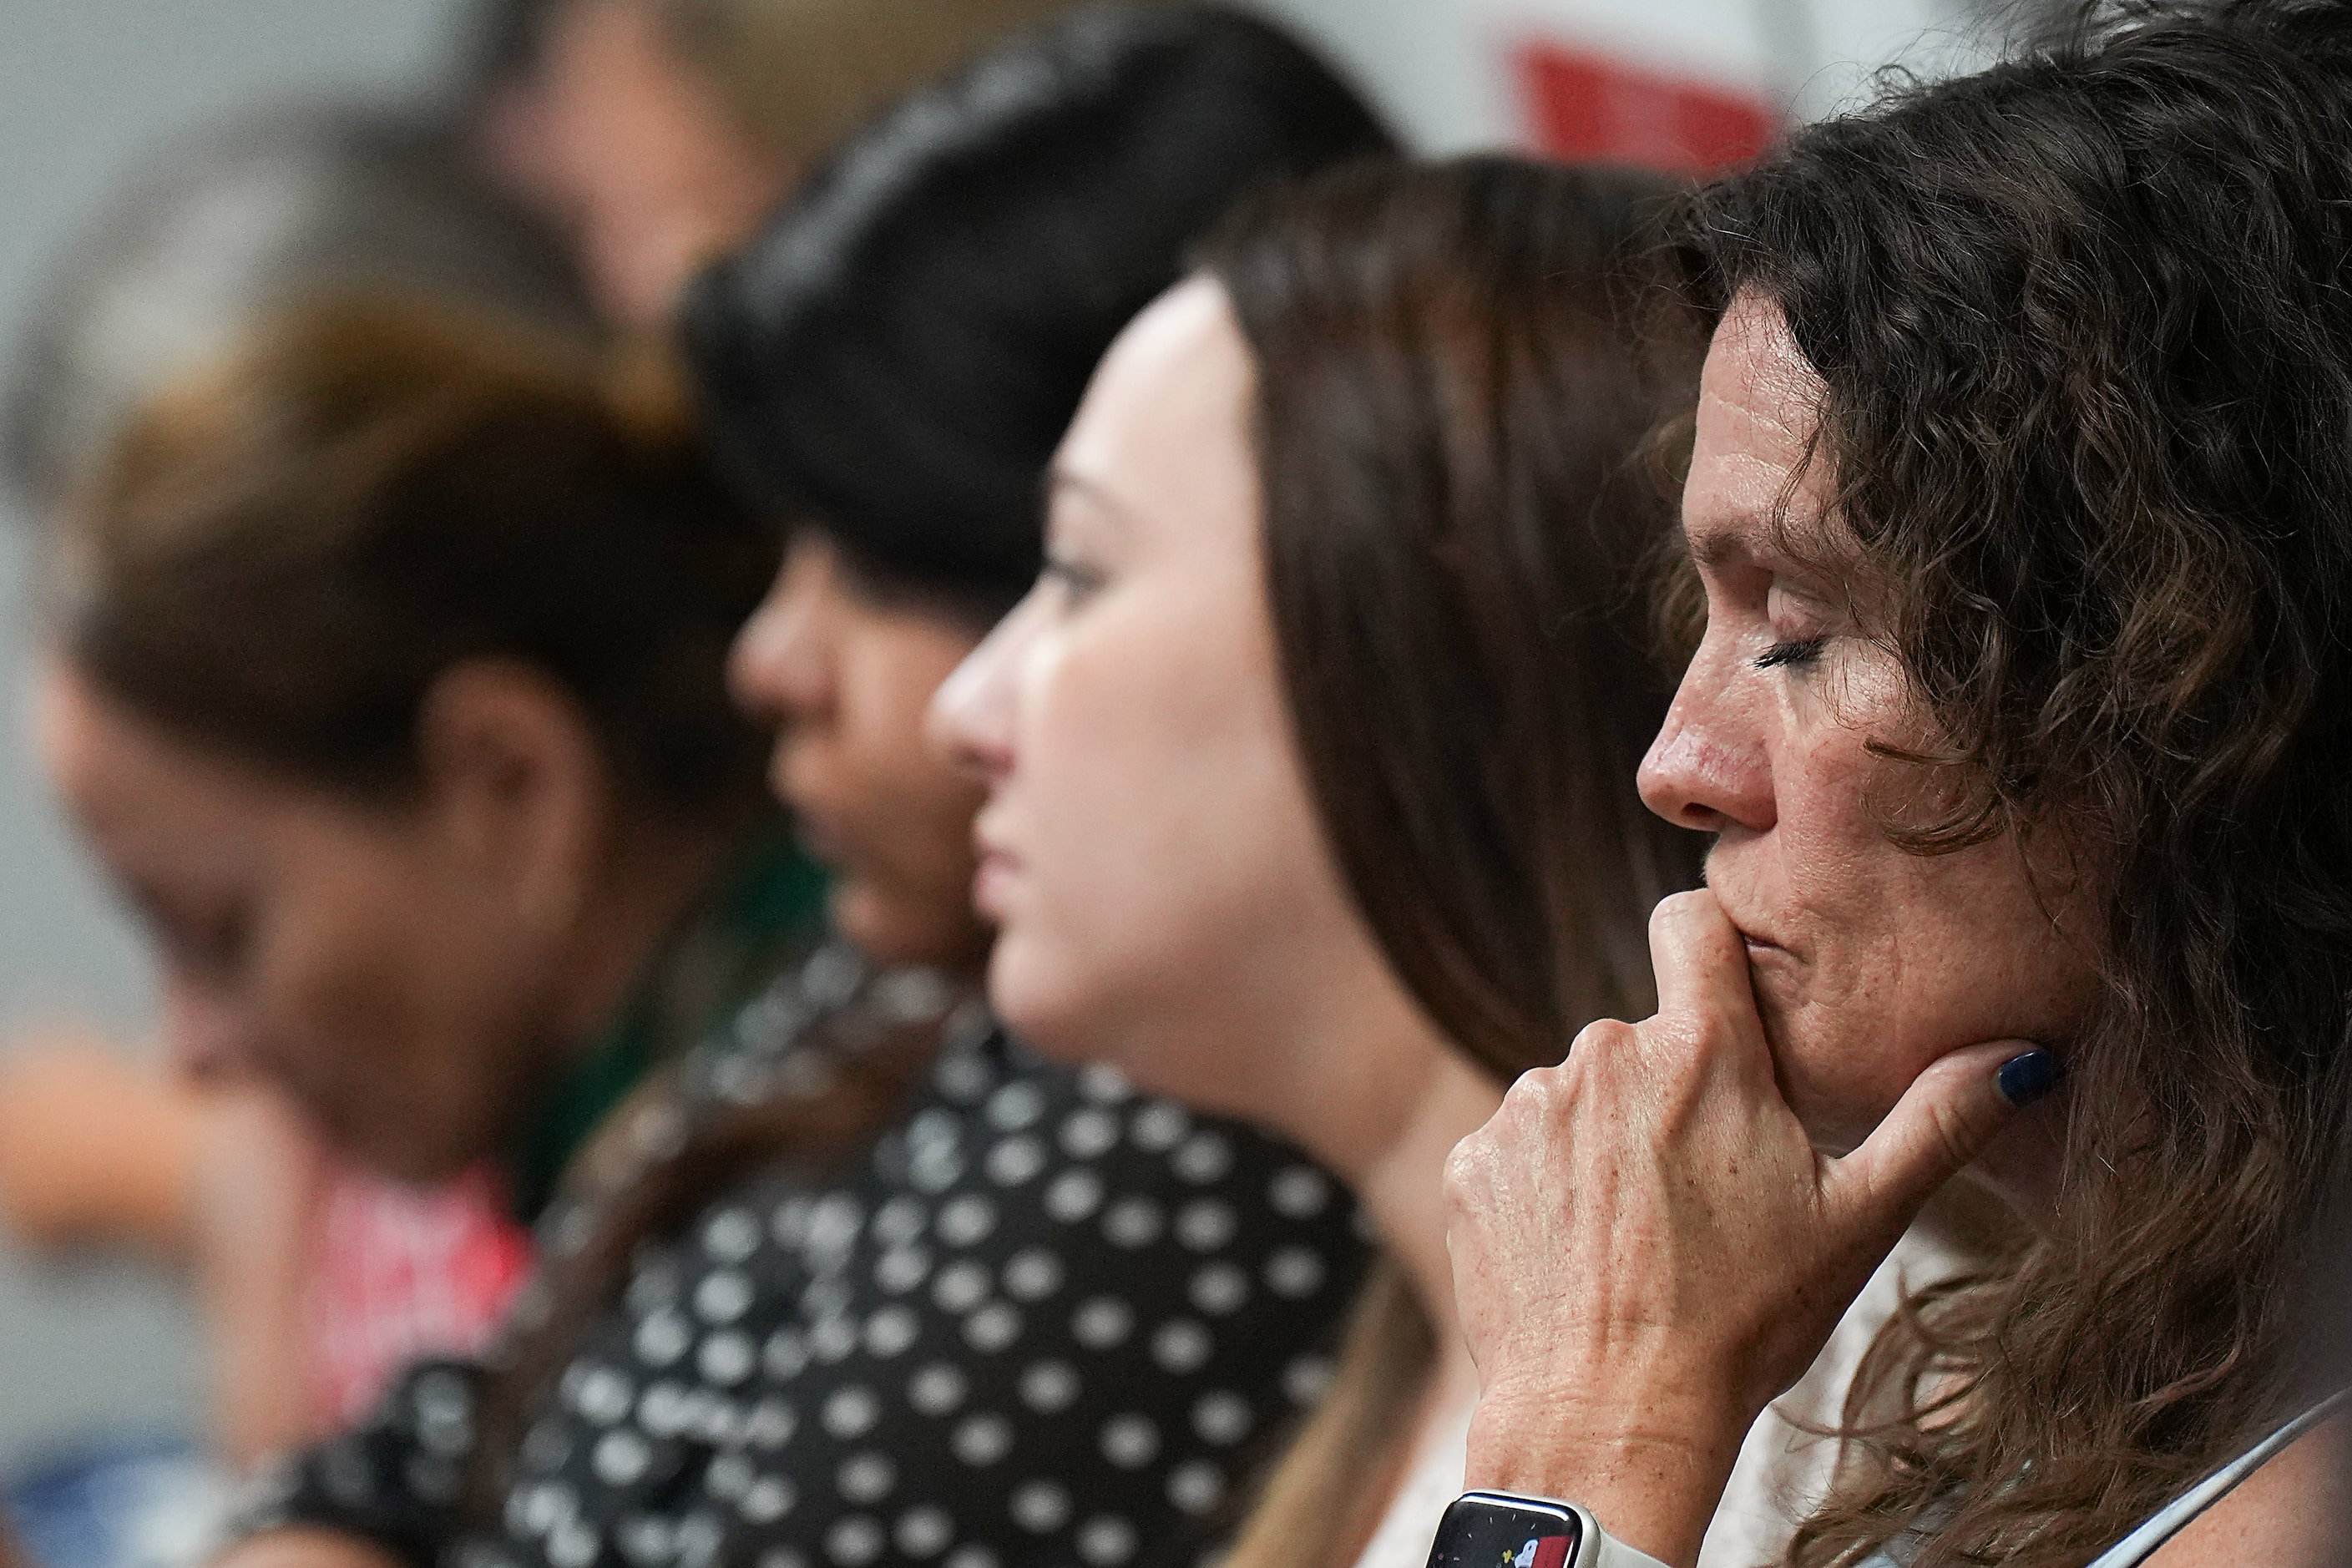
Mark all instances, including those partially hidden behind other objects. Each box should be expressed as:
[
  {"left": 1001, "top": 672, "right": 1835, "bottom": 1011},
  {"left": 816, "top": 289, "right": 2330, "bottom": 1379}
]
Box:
[
  {"left": 1515, "top": 39, "right": 1778, "bottom": 175},
  {"left": 1528, "top": 1535, "right": 1573, "bottom": 1568}
]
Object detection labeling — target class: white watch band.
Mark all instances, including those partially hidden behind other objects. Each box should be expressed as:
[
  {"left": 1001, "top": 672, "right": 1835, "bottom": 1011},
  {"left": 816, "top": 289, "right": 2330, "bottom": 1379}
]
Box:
[{"left": 1565, "top": 1502, "right": 1677, "bottom": 1568}]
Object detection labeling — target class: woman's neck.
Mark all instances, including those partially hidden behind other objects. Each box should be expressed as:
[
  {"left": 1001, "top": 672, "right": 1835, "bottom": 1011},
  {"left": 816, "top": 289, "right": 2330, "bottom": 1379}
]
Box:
[
  {"left": 546, "top": 809, "right": 751, "bottom": 1051},
  {"left": 1251, "top": 971, "right": 1505, "bottom": 1348},
  {"left": 1348, "top": 1051, "right": 1507, "bottom": 1348}
]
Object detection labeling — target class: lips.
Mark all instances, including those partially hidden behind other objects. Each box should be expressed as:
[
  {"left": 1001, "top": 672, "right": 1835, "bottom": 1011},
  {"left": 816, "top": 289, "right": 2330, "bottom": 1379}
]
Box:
[
  {"left": 969, "top": 814, "right": 1021, "bottom": 921},
  {"left": 971, "top": 851, "right": 1019, "bottom": 922},
  {"left": 1715, "top": 899, "right": 1791, "bottom": 956},
  {"left": 776, "top": 746, "right": 858, "bottom": 872}
]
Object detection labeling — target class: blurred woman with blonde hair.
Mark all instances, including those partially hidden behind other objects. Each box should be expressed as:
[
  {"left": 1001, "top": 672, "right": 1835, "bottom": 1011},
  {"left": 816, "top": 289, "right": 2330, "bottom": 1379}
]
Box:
[{"left": 474, "top": 0, "right": 1076, "bottom": 325}]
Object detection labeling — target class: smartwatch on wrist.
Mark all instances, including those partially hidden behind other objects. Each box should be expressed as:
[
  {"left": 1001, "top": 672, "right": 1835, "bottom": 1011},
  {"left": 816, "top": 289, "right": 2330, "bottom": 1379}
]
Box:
[{"left": 1424, "top": 1490, "right": 1676, "bottom": 1568}]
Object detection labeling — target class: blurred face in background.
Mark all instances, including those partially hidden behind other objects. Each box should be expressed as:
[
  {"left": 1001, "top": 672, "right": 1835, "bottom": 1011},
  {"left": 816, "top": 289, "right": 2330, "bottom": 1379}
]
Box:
[
  {"left": 38, "top": 655, "right": 604, "bottom": 1184},
  {"left": 932, "top": 280, "right": 1400, "bottom": 1117},
  {"left": 482, "top": 0, "right": 787, "bottom": 328},
  {"left": 729, "top": 534, "right": 994, "bottom": 971}
]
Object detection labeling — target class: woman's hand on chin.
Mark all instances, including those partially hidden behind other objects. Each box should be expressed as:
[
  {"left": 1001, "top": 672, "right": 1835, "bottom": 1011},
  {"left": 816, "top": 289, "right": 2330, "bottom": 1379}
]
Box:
[{"left": 1442, "top": 889, "right": 2051, "bottom": 1568}]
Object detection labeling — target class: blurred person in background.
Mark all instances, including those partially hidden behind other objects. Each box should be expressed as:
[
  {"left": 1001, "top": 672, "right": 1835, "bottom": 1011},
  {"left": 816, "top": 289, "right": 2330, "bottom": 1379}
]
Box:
[
  {"left": 0, "top": 0, "right": 1098, "bottom": 1473},
  {"left": 0, "top": 104, "right": 599, "bottom": 1505},
  {"left": 213, "top": 11, "right": 1394, "bottom": 1568},
  {"left": 3, "top": 104, "right": 595, "bottom": 517},
  {"left": 41, "top": 291, "right": 822, "bottom": 1547},
  {"left": 463, "top": 0, "right": 1079, "bottom": 327}
]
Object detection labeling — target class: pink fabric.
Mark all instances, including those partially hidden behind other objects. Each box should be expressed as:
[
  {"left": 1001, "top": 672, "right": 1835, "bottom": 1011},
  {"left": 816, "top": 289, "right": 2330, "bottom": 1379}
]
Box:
[{"left": 304, "top": 1162, "right": 534, "bottom": 1428}]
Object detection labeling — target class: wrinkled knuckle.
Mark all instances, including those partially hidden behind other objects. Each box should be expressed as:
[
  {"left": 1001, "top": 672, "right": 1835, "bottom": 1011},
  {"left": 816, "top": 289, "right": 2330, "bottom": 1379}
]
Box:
[
  {"left": 1501, "top": 1063, "right": 1555, "bottom": 1115},
  {"left": 1570, "top": 1018, "right": 1639, "bottom": 1064},
  {"left": 1442, "top": 1137, "right": 1485, "bottom": 1208}
]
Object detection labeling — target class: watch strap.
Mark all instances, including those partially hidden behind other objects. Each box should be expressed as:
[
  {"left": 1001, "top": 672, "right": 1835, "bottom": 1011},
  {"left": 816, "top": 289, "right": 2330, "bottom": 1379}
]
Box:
[
  {"left": 1566, "top": 1503, "right": 1676, "bottom": 1568},
  {"left": 1432, "top": 1489, "right": 1676, "bottom": 1568}
]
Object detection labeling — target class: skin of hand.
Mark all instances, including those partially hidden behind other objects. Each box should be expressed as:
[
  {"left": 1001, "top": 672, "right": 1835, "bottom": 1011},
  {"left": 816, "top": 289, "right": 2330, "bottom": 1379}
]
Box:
[
  {"left": 189, "top": 1085, "right": 327, "bottom": 1469},
  {"left": 0, "top": 1032, "right": 327, "bottom": 1469},
  {"left": 0, "top": 1031, "right": 200, "bottom": 1251},
  {"left": 1442, "top": 891, "right": 2036, "bottom": 1567},
  {"left": 208, "top": 1529, "right": 407, "bottom": 1568}
]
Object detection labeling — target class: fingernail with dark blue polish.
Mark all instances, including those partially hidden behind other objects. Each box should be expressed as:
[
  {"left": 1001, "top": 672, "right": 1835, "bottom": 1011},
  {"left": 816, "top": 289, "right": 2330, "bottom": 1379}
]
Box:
[{"left": 1997, "top": 1048, "right": 2064, "bottom": 1108}]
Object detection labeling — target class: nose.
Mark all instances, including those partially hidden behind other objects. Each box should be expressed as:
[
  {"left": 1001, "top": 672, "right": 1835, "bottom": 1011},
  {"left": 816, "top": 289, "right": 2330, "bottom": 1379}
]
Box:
[
  {"left": 729, "top": 535, "right": 837, "bottom": 728},
  {"left": 162, "top": 974, "right": 252, "bottom": 1087},
  {"left": 1636, "top": 659, "right": 1776, "bottom": 836},
  {"left": 928, "top": 590, "right": 1040, "bottom": 785}
]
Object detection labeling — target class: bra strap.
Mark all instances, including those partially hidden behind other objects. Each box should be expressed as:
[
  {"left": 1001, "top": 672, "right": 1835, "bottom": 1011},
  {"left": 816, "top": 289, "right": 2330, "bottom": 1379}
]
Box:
[{"left": 2085, "top": 1386, "right": 2352, "bottom": 1567}]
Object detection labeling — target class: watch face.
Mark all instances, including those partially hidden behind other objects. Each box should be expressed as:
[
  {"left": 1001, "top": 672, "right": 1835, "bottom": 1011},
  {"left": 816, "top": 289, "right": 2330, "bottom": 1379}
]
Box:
[{"left": 1426, "top": 1492, "right": 1583, "bottom": 1568}]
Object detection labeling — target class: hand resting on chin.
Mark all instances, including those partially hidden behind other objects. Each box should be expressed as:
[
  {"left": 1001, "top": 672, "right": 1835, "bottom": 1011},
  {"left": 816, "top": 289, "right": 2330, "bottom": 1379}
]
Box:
[{"left": 1442, "top": 890, "right": 2046, "bottom": 1568}]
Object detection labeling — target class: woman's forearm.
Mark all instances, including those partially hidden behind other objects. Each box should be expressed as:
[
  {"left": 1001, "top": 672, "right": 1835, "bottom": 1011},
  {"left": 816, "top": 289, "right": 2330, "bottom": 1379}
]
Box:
[
  {"left": 210, "top": 1529, "right": 409, "bottom": 1568},
  {"left": 1462, "top": 1389, "right": 1746, "bottom": 1568}
]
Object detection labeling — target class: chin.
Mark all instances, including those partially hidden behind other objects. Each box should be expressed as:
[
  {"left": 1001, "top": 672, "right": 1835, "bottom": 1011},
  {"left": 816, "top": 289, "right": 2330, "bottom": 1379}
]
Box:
[
  {"left": 832, "top": 885, "right": 897, "bottom": 959},
  {"left": 833, "top": 881, "right": 989, "bottom": 974},
  {"left": 351, "top": 1128, "right": 469, "bottom": 1190},
  {"left": 983, "top": 932, "right": 1095, "bottom": 1065},
  {"left": 1747, "top": 1009, "right": 1889, "bottom": 1156}
]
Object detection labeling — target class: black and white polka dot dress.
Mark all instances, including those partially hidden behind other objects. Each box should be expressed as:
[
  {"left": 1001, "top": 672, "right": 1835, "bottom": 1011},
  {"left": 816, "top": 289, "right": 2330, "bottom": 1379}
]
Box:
[{"left": 242, "top": 949, "right": 1369, "bottom": 1568}]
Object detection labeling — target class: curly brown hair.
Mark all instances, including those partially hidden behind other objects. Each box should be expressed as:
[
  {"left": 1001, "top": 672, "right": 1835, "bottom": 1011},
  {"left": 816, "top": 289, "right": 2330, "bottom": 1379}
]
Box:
[{"left": 1677, "top": 2, "right": 2352, "bottom": 1561}]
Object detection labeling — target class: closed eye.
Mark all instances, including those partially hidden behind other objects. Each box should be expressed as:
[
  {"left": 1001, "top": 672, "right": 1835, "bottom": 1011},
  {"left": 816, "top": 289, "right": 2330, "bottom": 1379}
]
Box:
[
  {"left": 1754, "top": 636, "right": 1827, "bottom": 671},
  {"left": 1041, "top": 555, "right": 1105, "bottom": 606}
]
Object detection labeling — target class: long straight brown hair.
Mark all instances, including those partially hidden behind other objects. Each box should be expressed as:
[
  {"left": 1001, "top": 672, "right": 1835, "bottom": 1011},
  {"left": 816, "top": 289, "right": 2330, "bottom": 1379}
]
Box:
[{"left": 1199, "top": 157, "right": 1709, "bottom": 1566}]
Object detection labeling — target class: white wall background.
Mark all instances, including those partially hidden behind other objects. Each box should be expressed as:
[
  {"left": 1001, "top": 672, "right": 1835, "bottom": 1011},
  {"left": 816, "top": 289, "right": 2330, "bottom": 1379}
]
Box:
[{"left": 0, "top": 0, "right": 2019, "bottom": 1473}]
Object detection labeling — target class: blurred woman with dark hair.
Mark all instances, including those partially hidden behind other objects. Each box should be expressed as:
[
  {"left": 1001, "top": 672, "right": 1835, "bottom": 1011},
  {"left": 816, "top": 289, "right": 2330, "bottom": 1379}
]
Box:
[
  {"left": 216, "top": 11, "right": 1393, "bottom": 1568},
  {"left": 38, "top": 287, "right": 821, "bottom": 1417},
  {"left": 690, "top": 0, "right": 1397, "bottom": 955}
]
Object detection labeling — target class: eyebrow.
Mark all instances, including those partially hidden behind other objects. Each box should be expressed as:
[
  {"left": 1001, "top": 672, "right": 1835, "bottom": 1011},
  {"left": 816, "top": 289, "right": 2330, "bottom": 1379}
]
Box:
[
  {"left": 1689, "top": 510, "right": 1870, "bottom": 619},
  {"left": 1684, "top": 522, "right": 1755, "bottom": 572}
]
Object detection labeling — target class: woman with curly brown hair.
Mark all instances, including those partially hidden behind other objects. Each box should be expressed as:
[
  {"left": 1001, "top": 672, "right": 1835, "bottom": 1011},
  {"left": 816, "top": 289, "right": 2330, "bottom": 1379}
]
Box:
[{"left": 1440, "top": 2, "right": 2352, "bottom": 1564}]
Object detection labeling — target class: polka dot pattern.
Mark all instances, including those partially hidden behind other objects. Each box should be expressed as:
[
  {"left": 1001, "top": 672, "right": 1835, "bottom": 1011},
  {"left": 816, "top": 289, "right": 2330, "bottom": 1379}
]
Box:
[{"left": 239, "top": 943, "right": 1367, "bottom": 1568}]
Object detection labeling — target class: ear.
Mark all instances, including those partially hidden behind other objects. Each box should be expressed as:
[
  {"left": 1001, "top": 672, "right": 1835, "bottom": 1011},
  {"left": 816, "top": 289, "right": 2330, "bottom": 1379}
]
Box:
[{"left": 413, "top": 660, "right": 615, "bottom": 939}]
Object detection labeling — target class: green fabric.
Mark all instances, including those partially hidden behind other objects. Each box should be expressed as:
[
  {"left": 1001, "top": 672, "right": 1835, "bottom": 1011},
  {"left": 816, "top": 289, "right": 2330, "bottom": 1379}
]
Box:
[{"left": 507, "top": 825, "right": 829, "bottom": 1222}]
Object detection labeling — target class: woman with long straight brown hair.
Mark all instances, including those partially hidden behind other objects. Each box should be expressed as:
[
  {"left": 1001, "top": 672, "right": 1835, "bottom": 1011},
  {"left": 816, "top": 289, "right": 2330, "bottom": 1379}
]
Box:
[{"left": 936, "top": 156, "right": 1970, "bottom": 1566}]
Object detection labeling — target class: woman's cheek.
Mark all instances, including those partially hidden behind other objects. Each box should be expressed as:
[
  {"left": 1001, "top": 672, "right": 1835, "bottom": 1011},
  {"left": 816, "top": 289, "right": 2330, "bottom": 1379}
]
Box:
[{"left": 1004, "top": 712, "right": 1151, "bottom": 1050}]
